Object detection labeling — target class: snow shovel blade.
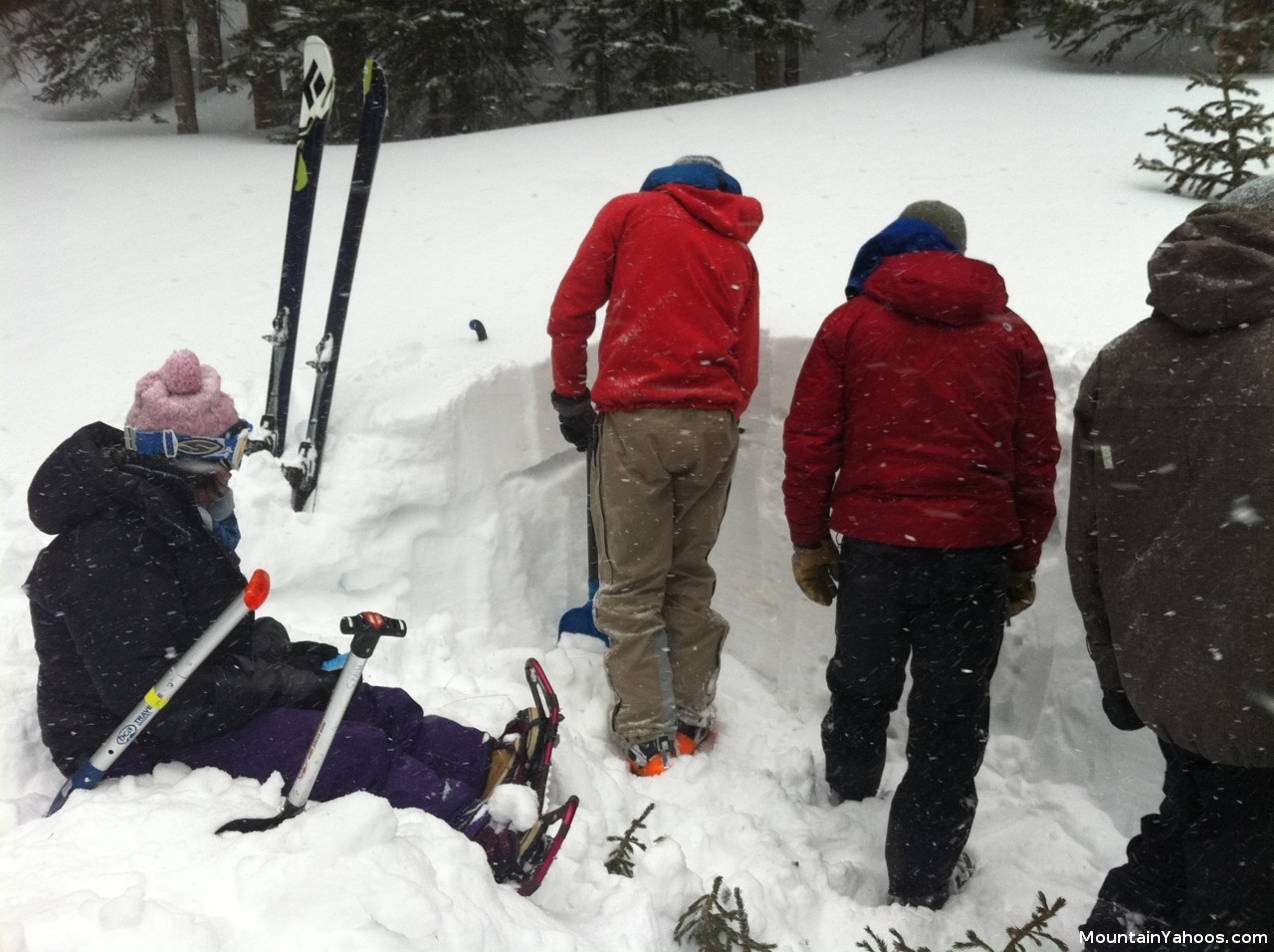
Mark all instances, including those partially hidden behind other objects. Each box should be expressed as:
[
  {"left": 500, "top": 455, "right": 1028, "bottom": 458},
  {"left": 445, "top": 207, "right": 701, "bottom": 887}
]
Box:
[
  {"left": 557, "top": 585, "right": 607, "bottom": 645},
  {"left": 216, "top": 801, "right": 303, "bottom": 835}
]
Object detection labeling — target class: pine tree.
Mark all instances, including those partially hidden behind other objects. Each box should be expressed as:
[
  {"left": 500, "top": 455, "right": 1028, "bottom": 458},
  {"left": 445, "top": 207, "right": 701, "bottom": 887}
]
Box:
[
  {"left": 622, "top": 0, "right": 737, "bottom": 109},
  {"left": 2, "top": 0, "right": 172, "bottom": 114},
  {"left": 674, "top": 876, "right": 777, "bottom": 952},
  {"left": 224, "top": 0, "right": 560, "bottom": 141},
  {"left": 1045, "top": 0, "right": 1272, "bottom": 68},
  {"left": 605, "top": 803, "right": 656, "bottom": 877},
  {"left": 832, "top": 0, "right": 973, "bottom": 64},
  {"left": 702, "top": 0, "right": 815, "bottom": 90},
  {"left": 1136, "top": 64, "right": 1274, "bottom": 197},
  {"left": 856, "top": 892, "right": 1069, "bottom": 952}
]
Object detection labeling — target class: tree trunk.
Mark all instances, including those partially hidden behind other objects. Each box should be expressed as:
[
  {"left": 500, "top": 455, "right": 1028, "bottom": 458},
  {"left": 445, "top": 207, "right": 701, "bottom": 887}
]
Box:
[
  {"left": 784, "top": 0, "right": 802, "bottom": 86},
  {"left": 972, "top": 0, "right": 1006, "bottom": 36},
  {"left": 754, "top": 42, "right": 781, "bottom": 90},
  {"left": 145, "top": 0, "right": 173, "bottom": 102},
  {"left": 1218, "top": 0, "right": 1265, "bottom": 72},
  {"left": 158, "top": 0, "right": 198, "bottom": 133},
  {"left": 194, "top": 0, "right": 222, "bottom": 91},
  {"left": 244, "top": 0, "right": 284, "bottom": 129}
]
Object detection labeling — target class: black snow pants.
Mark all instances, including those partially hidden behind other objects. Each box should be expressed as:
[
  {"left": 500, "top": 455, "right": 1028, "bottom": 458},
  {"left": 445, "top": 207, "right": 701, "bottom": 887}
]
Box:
[
  {"left": 822, "top": 537, "right": 1007, "bottom": 900},
  {"left": 1082, "top": 739, "right": 1274, "bottom": 948}
]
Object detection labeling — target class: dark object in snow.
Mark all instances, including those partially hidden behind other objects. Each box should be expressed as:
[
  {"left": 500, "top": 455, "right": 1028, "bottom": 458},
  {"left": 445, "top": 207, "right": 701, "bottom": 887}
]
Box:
[
  {"left": 469, "top": 318, "right": 488, "bottom": 341},
  {"left": 284, "top": 58, "right": 388, "bottom": 512},
  {"left": 250, "top": 36, "right": 334, "bottom": 459}
]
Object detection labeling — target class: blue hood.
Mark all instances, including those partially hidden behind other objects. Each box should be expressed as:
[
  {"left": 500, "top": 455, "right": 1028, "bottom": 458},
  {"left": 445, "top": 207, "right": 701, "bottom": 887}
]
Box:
[
  {"left": 641, "top": 162, "right": 742, "bottom": 195},
  {"left": 845, "top": 217, "right": 959, "bottom": 298}
]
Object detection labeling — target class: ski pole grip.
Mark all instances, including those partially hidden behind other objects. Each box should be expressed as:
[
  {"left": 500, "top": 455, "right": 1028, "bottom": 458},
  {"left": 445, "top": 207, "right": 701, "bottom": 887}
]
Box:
[
  {"left": 243, "top": 569, "right": 271, "bottom": 611},
  {"left": 339, "top": 612, "right": 407, "bottom": 637}
]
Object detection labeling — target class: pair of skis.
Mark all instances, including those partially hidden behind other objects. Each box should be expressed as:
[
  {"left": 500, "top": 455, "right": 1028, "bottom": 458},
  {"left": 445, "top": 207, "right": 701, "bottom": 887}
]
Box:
[{"left": 251, "top": 36, "right": 387, "bottom": 512}]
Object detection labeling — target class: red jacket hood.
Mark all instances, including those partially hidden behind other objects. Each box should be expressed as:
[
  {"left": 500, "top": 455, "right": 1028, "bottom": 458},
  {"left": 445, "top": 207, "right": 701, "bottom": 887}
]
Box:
[
  {"left": 863, "top": 251, "right": 1008, "bottom": 325},
  {"left": 656, "top": 183, "right": 763, "bottom": 244}
]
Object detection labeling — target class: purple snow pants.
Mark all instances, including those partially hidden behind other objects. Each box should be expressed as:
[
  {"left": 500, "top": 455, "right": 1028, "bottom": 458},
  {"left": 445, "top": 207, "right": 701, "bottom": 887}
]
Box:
[{"left": 115, "top": 684, "right": 492, "bottom": 831}]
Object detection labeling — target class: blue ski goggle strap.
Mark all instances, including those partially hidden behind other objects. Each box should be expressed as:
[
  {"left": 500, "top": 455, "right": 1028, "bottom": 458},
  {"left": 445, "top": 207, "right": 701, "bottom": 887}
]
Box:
[{"left": 124, "top": 420, "right": 253, "bottom": 470}]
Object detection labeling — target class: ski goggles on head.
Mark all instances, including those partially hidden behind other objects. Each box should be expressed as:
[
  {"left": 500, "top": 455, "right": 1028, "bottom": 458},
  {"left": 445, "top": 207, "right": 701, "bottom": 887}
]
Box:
[{"left": 124, "top": 420, "right": 253, "bottom": 471}]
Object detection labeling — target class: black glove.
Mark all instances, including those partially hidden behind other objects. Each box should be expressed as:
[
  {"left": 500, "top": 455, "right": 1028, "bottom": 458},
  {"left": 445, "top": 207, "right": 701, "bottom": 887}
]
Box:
[
  {"left": 250, "top": 616, "right": 291, "bottom": 661},
  {"left": 274, "top": 664, "right": 340, "bottom": 711},
  {"left": 289, "top": 639, "right": 342, "bottom": 671},
  {"left": 1102, "top": 690, "right": 1144, "bottom": 731},
  {"left": 551, "top": 389, "right": 596, "bottom": 452}
]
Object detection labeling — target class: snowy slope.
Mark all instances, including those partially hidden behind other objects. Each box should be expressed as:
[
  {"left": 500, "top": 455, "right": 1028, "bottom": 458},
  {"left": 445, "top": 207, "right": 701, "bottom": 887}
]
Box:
[{"left": 2, "top": 29, "right": 1270, "bottom": 952}]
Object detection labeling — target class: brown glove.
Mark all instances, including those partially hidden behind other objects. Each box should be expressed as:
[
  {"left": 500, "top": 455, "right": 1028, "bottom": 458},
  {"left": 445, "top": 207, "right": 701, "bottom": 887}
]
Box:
[
  {"left": 792, "top": 537, "right": 839, "bottom": 606},
  {"left": 1007, "top": 569, "right": 1036, "bottom": 617}
]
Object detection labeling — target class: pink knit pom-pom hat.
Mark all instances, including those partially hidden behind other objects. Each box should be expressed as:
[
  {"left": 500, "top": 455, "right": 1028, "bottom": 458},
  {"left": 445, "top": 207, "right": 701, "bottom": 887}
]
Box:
[{"left": 125, "top": 349, "right": 241, "bottom": 437}]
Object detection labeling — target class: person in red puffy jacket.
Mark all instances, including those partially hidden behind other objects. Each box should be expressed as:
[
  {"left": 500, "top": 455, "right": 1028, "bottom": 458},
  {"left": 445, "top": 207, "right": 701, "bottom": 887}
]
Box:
[
  {"left": 781, "top": 201, "right": 1059, "bottom": 909},
  {"left": 548, "top": 156, "right": 763, "bottom": 777}
]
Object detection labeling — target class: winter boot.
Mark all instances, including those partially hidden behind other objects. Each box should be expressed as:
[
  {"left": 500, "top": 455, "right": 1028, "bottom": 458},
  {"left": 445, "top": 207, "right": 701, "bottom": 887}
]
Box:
[
  {"left": 888, "top": 851, "right": 975, "bottom": 910},
  {"left": 628, "top": 736, "right": 676, "bottom": 777},
  {"left": 675, "top": 719, "right": 713, "bottom": 756}
]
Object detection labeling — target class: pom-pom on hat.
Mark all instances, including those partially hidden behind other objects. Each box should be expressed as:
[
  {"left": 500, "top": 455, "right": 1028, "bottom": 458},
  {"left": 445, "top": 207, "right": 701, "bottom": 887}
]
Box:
[
  {"left": 126, "top": 349, "right": 241, "bottom": 437},
  {"left": 899, "top": 200, "right": 967, "bottom": 253}
]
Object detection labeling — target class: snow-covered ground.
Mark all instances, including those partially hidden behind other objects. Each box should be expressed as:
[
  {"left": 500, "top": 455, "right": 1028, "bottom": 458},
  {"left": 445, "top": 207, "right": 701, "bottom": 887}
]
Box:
[{"left": 3, "top": 29, "right": 1270, "bottom": 952}]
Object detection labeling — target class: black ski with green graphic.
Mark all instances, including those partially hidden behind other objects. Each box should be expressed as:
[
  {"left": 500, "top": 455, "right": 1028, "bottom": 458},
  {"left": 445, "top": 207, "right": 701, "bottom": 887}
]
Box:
[
  {"left": 284, "top": 59, "right": 388, "bottom": 511},
  {"left": 251, "top": 36, "right": 335, "bottom": 458}
]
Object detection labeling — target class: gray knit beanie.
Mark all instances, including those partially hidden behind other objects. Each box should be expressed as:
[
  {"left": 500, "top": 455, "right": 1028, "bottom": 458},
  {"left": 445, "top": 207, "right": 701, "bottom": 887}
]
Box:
[
  {"left": 674, "top": 155, "right": 724, "bottom": 170},
  {"left": 1220, "top": 174, "right": 1274, "bottom": 213},
  {"left": 899, "top": 200, "right": 967, "bottom": 253}
]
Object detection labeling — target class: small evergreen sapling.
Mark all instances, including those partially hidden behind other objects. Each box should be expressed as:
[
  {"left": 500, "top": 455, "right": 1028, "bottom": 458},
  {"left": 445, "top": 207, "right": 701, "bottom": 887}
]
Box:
[
  {"left": 1136, "top": 64, "right": 1274, "bottom": 197},
  {"left": 674, "top": 876, "right": 776, "bottom": 952},
  {"left": 856, "top": 892, "right": 1069, "bottom": 952},
  {"left": 605, "top": 803, "right": 657, "bottom": 877}
]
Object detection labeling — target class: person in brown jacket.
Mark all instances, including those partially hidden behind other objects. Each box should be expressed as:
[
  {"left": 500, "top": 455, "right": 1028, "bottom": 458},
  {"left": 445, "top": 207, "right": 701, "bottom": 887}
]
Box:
[{"left": 1066, "top": 176, "right": 1274, "bottom": 946}]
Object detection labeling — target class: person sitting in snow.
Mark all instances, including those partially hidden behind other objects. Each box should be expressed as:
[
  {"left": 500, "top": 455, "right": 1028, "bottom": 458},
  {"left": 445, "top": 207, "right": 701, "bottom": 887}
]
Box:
[
  {"left": 1067, "top": 177, "right": 1274, "bottom": 943},
  {"left": 25, "top": 349, "right": 566, "bottom": 892},
  {"left": 781, "top": 201, "right": 1060, "bottom": 909},
  {"left": 547, "top": 155, "right": 763, "bottom": 776}
]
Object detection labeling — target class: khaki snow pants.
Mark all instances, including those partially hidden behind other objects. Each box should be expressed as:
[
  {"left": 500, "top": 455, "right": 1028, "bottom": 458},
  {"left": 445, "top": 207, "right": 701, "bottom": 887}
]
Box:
[{"left": 591, "top": 408, "right": 738, "bottom": 747}]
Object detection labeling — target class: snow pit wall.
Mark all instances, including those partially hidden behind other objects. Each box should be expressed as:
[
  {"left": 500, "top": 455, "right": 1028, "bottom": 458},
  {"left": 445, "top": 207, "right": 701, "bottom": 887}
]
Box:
[{"left": 228, "top": 331, "right": 1160, "bottom": 829}]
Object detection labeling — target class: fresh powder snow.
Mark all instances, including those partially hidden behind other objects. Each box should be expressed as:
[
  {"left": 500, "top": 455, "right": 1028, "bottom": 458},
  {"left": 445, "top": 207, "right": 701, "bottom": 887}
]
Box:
[{"left": 2, "top": 28, "right": 1271, "bottom": 952}]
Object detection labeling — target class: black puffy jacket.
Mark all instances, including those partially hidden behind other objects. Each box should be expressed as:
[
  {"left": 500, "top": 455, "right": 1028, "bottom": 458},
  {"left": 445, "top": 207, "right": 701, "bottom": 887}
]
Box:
[{"left": 26, "top": 422, "right": 328, "bottom": 774}]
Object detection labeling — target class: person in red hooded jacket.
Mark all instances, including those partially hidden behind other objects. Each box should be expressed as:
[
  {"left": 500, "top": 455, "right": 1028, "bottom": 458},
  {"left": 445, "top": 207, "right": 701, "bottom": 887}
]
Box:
[
  {"left": 548, "top": 156, "right": 763, "bottom": 777},
  {"left": 782, "top": 201, "right": 1059, "bottom": 909}
]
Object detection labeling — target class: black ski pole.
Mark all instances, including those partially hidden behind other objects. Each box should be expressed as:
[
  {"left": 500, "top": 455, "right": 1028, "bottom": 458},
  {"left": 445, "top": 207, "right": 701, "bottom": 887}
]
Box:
[
  {"left": 47, "top": 569, "right": 272, "bottom": 817},
  {"left": 216, "top": 611, "right": 407, "bottom": 834}
]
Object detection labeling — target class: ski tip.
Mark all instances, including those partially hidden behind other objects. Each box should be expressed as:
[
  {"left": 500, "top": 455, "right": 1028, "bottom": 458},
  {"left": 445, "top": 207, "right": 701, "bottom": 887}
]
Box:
[{"left": 244, "top": 569, "right": 271, "bottom": 610}]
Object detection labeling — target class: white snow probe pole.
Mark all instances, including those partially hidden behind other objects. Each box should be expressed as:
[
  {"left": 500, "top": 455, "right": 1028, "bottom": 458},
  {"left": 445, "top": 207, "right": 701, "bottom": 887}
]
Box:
[
  {"left": 45, "top": 569, "right": 272, "bottom": 817},
  {"left": 216, "top": 610, "right": 407, "bottom": 834}
]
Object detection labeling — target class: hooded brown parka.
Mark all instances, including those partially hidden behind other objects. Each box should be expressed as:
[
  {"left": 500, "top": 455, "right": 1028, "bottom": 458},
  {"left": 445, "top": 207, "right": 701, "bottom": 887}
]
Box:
[{"left": 1066, "top": 202, "right": 1274, "bottom": 768}]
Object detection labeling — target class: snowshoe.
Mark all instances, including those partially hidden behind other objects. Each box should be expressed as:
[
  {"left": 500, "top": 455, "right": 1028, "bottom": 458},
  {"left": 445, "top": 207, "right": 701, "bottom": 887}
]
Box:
[
  {"left": 514, "top": 795, "right": 579, "bottom": 896},
  {"left": 482, "top": 658, "right": 563, "bottom": 809}
]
